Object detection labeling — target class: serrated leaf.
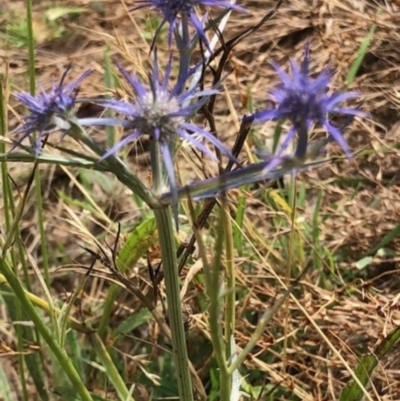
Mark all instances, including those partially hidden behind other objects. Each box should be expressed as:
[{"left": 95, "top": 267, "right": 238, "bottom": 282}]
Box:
[{"left": 117, "top": 217, "right": 157, "bottom": 272}]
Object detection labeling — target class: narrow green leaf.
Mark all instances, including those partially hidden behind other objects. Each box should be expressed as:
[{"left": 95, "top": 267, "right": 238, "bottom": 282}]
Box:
[
  {"left": 345, "top": 23, "right": 376, "bottom": 85},
  {"left": 103, "top": 48, "right": 116, "bottom": 148},
  {"left": 0, "top": 361, "right": 15, "bottom": 401},
  {"left": 233, "top": 194, "right": 246, "bottom": 256},
  {"left": 312, "top": 190, "right": 323, "bottom": 271},
  {"left": 116, "top": 309, "right": 153, "bottom": 335},
  {"left": 367, "top": 221, "right": 400, "bottom": 256},
  {"left": 0, "top": 285, "right": 50, "bottom": 401},
  {"left": 339, "top": 326, "right": 400, "bottom": 401},
  {"left": 89, "top": 333, "right": 135, "bottom": 401}
]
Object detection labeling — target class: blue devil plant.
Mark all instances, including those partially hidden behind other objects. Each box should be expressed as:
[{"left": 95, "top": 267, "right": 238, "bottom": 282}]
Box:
[
  {"left": 10, "top": 1, "right": 366, "bottom": 400},
  {"left": 253, "top": 45, "right": 365, "bottom": 164},
  {"left": 164, "top": 45, "right": 366, "bottom": 201},
  {"left": 13, "top": 67, "right": 92, "bottom": 152},
  {"left": 132, "top": 0, "right": 245, "bottom": 48},
  {"left": 97, "top": 51, "right": 237, "bottom": 223}
]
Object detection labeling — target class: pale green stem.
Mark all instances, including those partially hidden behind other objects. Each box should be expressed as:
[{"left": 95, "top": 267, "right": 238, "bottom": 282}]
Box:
[
  {"left": 1, "top": 73, "right": 30, "bottom": 401},
  {"left": 68, "top": 118, "right": 160, "bottom": 209},
  {"left": 25, "top": 0, "right": 50, "bottom": 287},
  {"left": 150, "top": 141, "right": 194, "bottom": 401},
  {"left": 222, "top": 200, "right": 235, "bottom": 398},
  {"left": 227, "top": 287, "right": 293, "bottom": 375},
  {"left": 90, "top": 333, "right": 135, "bottom": 401},
  {"left": 211, "top": 208, "right": 230, "bottom": 400},
  {"left": 193, "top": 208, "right": 229, "bottom": 397},
  {"left": 154, "top": 208, "right": 194, "bottom": 400}
]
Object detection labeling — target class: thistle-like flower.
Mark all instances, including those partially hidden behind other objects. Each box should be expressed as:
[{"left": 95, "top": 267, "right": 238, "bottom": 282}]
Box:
[
  {"left": 13, "top": 66, "right": 92, "bottom": 152},
  {"left": 254, "top": 45, "right": 366, "bottom": 164},
  {"left": 99, "top": 51, "right": 237, "bottom": 223},
  {"left": 132, "top": 0, "right": 245, "bottom": 49}
]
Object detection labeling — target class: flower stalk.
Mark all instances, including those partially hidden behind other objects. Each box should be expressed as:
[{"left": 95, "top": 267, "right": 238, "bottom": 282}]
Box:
[{"left": 150, "top": 141, "right": 194, "bottom": 400}]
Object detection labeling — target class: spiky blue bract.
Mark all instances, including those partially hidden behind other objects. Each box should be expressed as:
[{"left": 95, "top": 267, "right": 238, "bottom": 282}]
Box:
[
  {"left": 132, "top": 0, "right": 245, "bottom": 49},
  {"left": 13, "top": 66, "right": 92, "bottom": 152},
  {"left": 99, "top": 50, "right": 237, "bottom": 226},
  {"left": 254, "top": 45, "right": 366, "bottom": 163}
]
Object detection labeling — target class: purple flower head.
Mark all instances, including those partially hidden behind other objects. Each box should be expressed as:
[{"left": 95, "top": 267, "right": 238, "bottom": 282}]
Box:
[
  {"left": 254, "top": 45, "right": 367, "bottom": 162},
  {"left": 13, "top": 66, "right": 92, "bottom": 152},
  {"left": 100, "top": 50, "right": 237, "bottom": 225},
  {"left": 132, "top": 0, "right": 245, "bottom": 49}
]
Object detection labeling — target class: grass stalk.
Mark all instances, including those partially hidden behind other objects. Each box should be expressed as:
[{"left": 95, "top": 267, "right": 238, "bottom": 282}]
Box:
[
  {"left": 0, "top": 258, "right": 94, "bottom": 401},
  {"left": 191, "top": 204, "right": 230, "bottom": 399},
  {"left": 25, "top": 0, "right": 50, "bottom": 287},
  {"left": 90, "top": 333, "right": 135, "bottom": 401},
  {"left": 222, "top": 199, "right": 235, "bottom": 397},
  {"left": 227, "top": 287, "right": 293, "bottom": 375},
  {"left": 1, "top": 51, "right": 50, "bottom": 401},
  {"left": 0, "top": 273, "right": 133, "bottom": 400}
]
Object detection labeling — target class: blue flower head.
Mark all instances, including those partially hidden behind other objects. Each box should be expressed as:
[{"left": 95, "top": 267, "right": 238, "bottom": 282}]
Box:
[
  {"left": 254, "top": 45, "right": 366, "bottom": 163},
  {"left": 100, "top": 50, "right": 237, "bottom": 225},
  {"left": 132, "top": 0, "right": 245, "bottom": 49},
  {"left": 13, "top": 66, "right": 92, "bottom": 152}
]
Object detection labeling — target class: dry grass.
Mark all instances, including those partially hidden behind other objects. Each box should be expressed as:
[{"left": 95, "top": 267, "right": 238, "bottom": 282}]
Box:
[{"left": 1, "top": 0, "right": 400, "bottom": 400}]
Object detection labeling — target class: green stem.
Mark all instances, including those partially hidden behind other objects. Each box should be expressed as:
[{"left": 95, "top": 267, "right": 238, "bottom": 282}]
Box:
[
  {"left": 0, "top": 259, "right": 94, "bottom": 401},
  {"left": 227, "top": 287, "right": 292, "bottom": 375},
  {"left": 25, "top": 0, "right": 50, "bottom": 287},
  {"left": 177, "top": 13, "right": 191, "bottom": 90},
  {"left": 150, "top": 141, "right": 193, "bottom": 400},
  {"left": 193, "top": 207, "right": 229, "bottom": 396},
  {"left": 90, "top": 333, "right": 135, "bottom": 401},
  {"left": 154, "top": 207, "right": 194, "bottom": 400},
  {"left": 68, "top": 119, "right": 160, "bottom": 209},
  {"left": 0, "top": 273, "right": 132, "bottom": 399},
  {"left": 34, "top": 170, "right": 50, "bottom": 284},
  {"left": 222, "top": 200, "right": 235, "bottom": 398},
  {"left": 0, "top": 72, "right": 30, "bottom": 401},
  {"left": 97, "top": 285, "right": 118, "bottom": 338}
]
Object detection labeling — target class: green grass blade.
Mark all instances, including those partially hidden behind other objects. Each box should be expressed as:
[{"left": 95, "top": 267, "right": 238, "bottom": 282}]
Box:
[
  {"left": 104, "top": 47, "right": 116, "bottom": 148},
  {"left": 339, "top": 326, "right": 400, "bottom": 401},
  {"left": 233, "top": 193, "right": 246, "bottom": 257},
  {"left": 345, "top": 22, "right": 376, "bottom": 86},
  {"left": 0, "top": 361, "right": 15, "bottom": 401},
  {"left": 0, "top": 259, "right": 94, "bottom": 401},
  {"left": 1, "top": 73, "right": 49, "bottom": 401},
  {"left": 0, "top": 284, "right": 50, "bottom": 401},
  {"left": 90, "top": 333, "right": 135, "bottom": 401},
  {"left": 312, "top": 190, "right": 323, "bottom": 271},
  {"left": 366, "top": 221, "right": 400, "bottom": 256},
  {"left": 25, "top": 0, "right": 50, "bottom": 287}
]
